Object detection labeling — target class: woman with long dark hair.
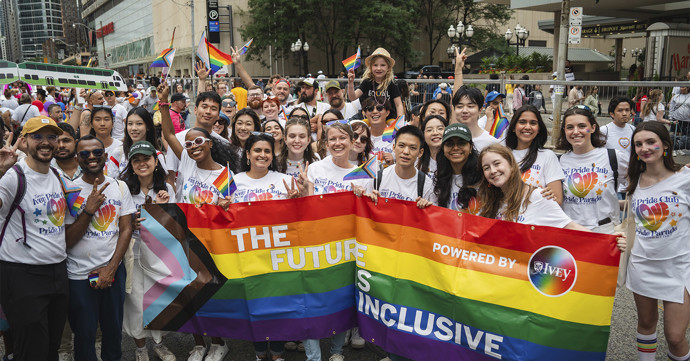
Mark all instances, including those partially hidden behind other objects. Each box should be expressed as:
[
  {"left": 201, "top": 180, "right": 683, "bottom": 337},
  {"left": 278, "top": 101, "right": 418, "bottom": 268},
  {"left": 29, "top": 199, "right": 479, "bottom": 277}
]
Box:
[
  {"left": 505, "top": 105, "right": 565, "bottom": 205},
  {"left": 262, "top": 119, "right": 284, "bottom": 158},
  {"left": 434, "top": 123, "right": 482, "bottom": 213},
  {"left": 230, "top": 108, "right": 262, "bottom": 151},
  {"left": 277, "top": 117, "right": 319, "bottom": 178},
  {"left": 624, "top": 121, "right": 690, "bottom": 361},
  {"left": 349, "top": 120, "right": 373, "bottom": 166},
  {"left": 417, "top": 115, "right": 448, "bottom": 178}
]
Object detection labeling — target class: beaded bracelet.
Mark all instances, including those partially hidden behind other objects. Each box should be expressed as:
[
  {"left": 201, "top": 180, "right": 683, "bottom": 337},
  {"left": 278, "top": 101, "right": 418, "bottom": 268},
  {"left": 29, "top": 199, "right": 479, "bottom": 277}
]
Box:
[{"left": 159, "top": 102, "right": 170, "bottom": 106}]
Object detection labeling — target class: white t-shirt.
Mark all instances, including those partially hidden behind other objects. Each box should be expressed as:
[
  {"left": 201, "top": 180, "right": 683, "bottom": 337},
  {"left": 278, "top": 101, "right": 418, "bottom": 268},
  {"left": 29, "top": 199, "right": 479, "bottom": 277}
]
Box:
[
  {"left": 512, "top": 148, "right": 565, "bottom": 188},
  {"left": 477, "top": 115, "right": 488, "bottom": 130},
  {"left": 630, "top": 167, "right": 690, "bottom": 260},
  {"left": 371, "top": 134, "right": 394, "bottom": 157},
  {"left": 12, "top": 104, "right": 40, "bottom": 125},
  {"left": 233, "top": 171, "right": 293, "bottom": 203},
  {"left": 176, "top": 151, "right": 225, "bottom": 205},
  {"left": 602, "top": 122, "right": 635, "bottom": 192},
  {"left": 0, "top": 161, "right": 67, "bottom": 264},
  {"left": 165, "top": 128, "right": 230, "bottom": 174},
  {"left": 497, "top": 189, "right": 571, "bottom": 228},
  {"left": 559, "top": 148, "right": 628, "bottom": 230},
  {"left": 104, "top": 138, "right": 125, "bottom": 179},
  {"left": 375, "top": 166, "right": 437, "bottom": 204},
  {"left": 294, "top": 102, "right": 330, "bottom": 118},
  {"left": 473, "top": 130, "right": 500, "bottom": 152},
  {"left": 443, "top": 174, "right": 480, "bottom": 214},
  {"left": 65, "top": 177, "right": 136, "bottom": 280},
  {"left": 307, "top": 156, "right": 372, "bottom": 194},
  {"left": 284, "top": 154, "right": 321, "bottom": 179},
  {"left": 643, "top": 103, "right": 664, "bottom": 122},
  {"left": 335, "top": 102, "right": 360, "bottom": 120},
  {"left": 111, "top": 103, "right": 128, "bottom": 141},
  {"left": 130, "top": 183, "right": 175, "bottom": 258}
]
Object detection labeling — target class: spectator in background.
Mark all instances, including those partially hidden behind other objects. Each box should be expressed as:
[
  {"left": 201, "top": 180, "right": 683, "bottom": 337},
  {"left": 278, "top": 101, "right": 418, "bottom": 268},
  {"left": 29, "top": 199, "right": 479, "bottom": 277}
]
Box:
[
  {"left": 434, "top": 83, "right": 452, "bottom": 105},
  {"left": 527, "top": 84, "right": 547, "bottom": 114},
  {"left": 583, "top": 86, "right": 601, "bottom": 116},
  {"left": 486, "top": 74, "right": 501, "bottom": 94},
  {"left": 169, "top": 93, "right": 187, "bottom": 134},
  {"left": 2, "top": 88, "right": 18, "bottom": 110},
  {"left": 512, "top": 82, "right": 527, "bottom": 113},
  {"left": 12, "top": 94, "right": 40, "bottom": 127},
  {"left": 505, "top": 75, "right": 515, "bottom": 112},
  {"left": 669, "top": 85, "right": 690, "bottom": 138},
  {"left": 217, "top": 81, "right": 229, "bottom": 98},
  {"left": 567, "top": 84, "right": 584, "bottom": 107},
  {"left": 521, "top": 75, "right": 532, "bottom": 98},
  {"left": 231, "top": 78, "right": 247, "bottom": 110}
]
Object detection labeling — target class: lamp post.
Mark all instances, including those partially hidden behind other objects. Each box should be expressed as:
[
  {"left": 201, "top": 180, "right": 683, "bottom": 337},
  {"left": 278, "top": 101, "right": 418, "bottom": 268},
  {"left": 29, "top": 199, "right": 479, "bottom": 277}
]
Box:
[
  {"left": 631, "top": 48, "right": 642, "bottom": 67},
  {"left": 290, "top": 38, "right": 309, "bottom": 77},
  {"left": 72, "top": 22, "right": 97, "bottom": 65},
  {"left": 505, "top": 24, "right": 529, "bottom": 57},
  {"left": 447, "top": 21, "right": 473, "bottom": 64},
  {"left": 51, "top": 38, "right": 75, "bottom": 63}
]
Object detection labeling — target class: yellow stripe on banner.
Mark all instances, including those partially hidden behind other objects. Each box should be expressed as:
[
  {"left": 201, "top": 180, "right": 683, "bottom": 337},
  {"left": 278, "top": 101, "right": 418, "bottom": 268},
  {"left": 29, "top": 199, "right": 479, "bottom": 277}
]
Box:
[
  {"left": 209, "top": 238, "right": 360, "bottom": 279},
  {"left": 362, "top": 243, "right": 615, "bottom": 326}
]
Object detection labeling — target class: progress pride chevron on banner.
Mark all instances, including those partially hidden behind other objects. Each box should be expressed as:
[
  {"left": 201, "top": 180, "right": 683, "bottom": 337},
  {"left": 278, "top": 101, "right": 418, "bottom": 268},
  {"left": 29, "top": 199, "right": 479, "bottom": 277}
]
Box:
[{"left": 140, "top": 193, "right": 620, "bottom": 361}]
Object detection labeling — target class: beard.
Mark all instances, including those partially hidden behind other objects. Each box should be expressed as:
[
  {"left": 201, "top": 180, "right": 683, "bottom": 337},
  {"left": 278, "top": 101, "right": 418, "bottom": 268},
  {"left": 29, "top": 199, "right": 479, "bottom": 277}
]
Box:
[
  {"left": 329, "top": 97, "right": 343, "bottom": 109},
  {"left": 54, "top": 149, "right": 76, "bottom": 161},
  {"left": 249, "top": 99, "right": 262, "bottom": 109},
  {"left": 300, "top": 91, "right": 315, "bottom": 103}
]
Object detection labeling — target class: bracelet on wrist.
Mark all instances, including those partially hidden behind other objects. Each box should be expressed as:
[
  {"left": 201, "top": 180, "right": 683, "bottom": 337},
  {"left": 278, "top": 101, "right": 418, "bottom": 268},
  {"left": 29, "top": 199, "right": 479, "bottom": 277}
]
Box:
[
  {"left": 83, "top": 210, "right": 94, "bottom": 217},
  {"left": 159, "top": 102, "right": 170, "bottom": 107}
]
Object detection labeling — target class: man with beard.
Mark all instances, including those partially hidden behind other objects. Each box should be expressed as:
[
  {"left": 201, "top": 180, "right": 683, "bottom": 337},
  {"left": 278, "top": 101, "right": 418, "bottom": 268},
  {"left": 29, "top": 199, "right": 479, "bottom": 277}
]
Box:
[
  {"left": 246, "top": 85, "right": 264, "bottom": 118},
  {"left": 229, "top": 49, "right": 295, "bottom": 113},
  {"left": 0, "top": 116, "right": 70, "bottom": 360},
  {"left": 324, "top": 81, "right": 358, "bottom": 119},
  {"left": 53, "top": 122, "right": 82, "bottom": 181},
  {"left": 295, "top": 77, "right": 329, "bottom": 120},
  {"left": 65, "top": 134, "right": 135, "bottom": 361}
]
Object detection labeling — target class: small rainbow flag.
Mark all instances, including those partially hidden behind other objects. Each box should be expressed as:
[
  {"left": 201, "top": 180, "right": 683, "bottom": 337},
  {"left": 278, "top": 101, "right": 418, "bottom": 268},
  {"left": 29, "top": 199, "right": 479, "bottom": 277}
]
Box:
[
  {"left": 341, "top": 46, "right": 361, "bottom": 71},
  {"left": 197, "top": 31, "right": 233, "bottom": 75},
  {"left": 488, "top": 103, "right": 510, "bottom": 139},
  {"left": 150, "top": 48, "right": 176, "bottom": 68},
  {"left": 343, "top": 156, "right": 377, "bottom": 180},
  {"left": 71, "top": 195, "right": 85, "bottom": 217},
  {"left": 239, "top": 38, "right": 253, "bottom": 55},
  {"left": 381, "top": 115, "right": 406, "bottom": 143},
  {"left": 213, "top": 166, "right": 236, "bottom": 198}
]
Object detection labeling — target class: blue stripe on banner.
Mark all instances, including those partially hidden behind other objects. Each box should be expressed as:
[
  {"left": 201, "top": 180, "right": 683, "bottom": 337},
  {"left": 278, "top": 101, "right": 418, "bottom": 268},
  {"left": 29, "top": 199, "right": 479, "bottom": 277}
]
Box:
[
  {"left": 198, "top": 284, "right": 355, "bottom": 321},
  {"left": 140, "top": 209, "right": 198, "bottom": 326},
  {"left": 356, "top": 291, "right": 606, "bottom": 361}
]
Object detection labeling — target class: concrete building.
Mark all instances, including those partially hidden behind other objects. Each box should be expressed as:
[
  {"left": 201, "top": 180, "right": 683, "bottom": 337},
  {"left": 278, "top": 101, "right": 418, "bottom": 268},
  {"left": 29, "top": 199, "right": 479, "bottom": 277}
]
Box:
[
  {"left": 0, "top": 0, "right": 20, "bottom": 62},
  {"left": 15, "top": 0, "right": 65, "bottom": 61}
]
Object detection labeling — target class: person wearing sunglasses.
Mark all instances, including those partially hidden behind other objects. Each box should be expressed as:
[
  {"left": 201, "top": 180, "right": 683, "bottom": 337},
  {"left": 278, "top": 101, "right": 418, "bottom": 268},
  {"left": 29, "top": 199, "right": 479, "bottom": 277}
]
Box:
[
  {"left": 221, "top": 95, "right": 237, "bottom": 122},
  {"left": 64, "top": 134, "right": 136, "bottom": 361},
  {"left": 349, "top": 120, "right": 373, "bottom": 167},
  {"left": 0, "top": 116, "right": 70, "bottom": 360},
  {"left": 556, "top": 105, "right": 628, "bottom": 233},
  {"left": 159, "top": 84, "right": 238, "bottom": 360},
  {"left": 277, "top": 117, "right": 320, "bottom": 178},
  {"left": 362, "top": 96, "right": 395, "bottom": 167},
  {"left": 90, "top": 106, "right": 125, "bottom": 179},
  {"left": 213, "top": 112, "right": 231, "bottom": 141}
]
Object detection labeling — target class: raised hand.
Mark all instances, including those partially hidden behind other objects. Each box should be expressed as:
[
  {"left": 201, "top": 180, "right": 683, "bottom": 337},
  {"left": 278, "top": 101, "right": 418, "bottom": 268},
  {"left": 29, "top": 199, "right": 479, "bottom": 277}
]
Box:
[
  {"left": 283, "top": 177, "right": 300, "bottom": 199},
  {"left": 84, "top": 179, "right": 110, "bottom": 216},
  {"left": 155, "top": 190, "right": 170, "bottom": 204},
  {"left": 455, "top": 47, "right": 468, "bottom": 69},
  {"left": 157, "top": 83, "right": 170, "bottom": 103},
  {"left": 230, "top": 46, "right": 242, "bottom": 65},
  {"left": 347, "top": 69, "right": 355, "bottom": 83},
  {"left": 195, "top": 60, "right": 210, "bottom": 81},
  {"left": 296, "top": 162, "right": 312, "bottom": 196},
  {"left": 0, "top": 132, "right": 19, "bottom": 174}
]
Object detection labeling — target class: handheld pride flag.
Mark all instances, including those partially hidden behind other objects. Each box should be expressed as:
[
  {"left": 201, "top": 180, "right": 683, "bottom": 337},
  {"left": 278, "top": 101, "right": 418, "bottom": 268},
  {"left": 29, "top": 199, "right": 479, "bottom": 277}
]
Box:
[
  {"left": 59, "top": 175, "right": 82, "bottom": 217},
  {"left": 213, "top": 166, "right": 236, "bottom": 198},
  {"left": 488, "top": 103, "right": 509, "bottom": 139},
  {"left": 343, "top": 156, "right": 377, "bottom": 180},
  {"left": 342, "top": 46, "right": 361, "bottom": 71},
  {"left": 150, "top": 28, "right": 177, "bottom": 82},
  {"left": 239, "top": 38, "right": 253, "bottom": 55},
  {"left": 196, "top": 31, "right": 233, "bottom": 75},
  {"left": 382, "top": 115, "right": 406, "bottom": 143}
]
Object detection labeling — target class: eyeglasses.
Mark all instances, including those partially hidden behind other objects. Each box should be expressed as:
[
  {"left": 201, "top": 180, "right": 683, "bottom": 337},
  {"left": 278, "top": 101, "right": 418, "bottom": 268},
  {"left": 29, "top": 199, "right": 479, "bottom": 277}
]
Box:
[
  {"left": 214, "top": 119, "right": 226, "bottom": 125},
  {"left": 355, "top": 134, "right": 369, "bottom": 143},
  {"left": 290, "top": 114, "right": 309, "bottom": 121},
  {"left": 251, "top": 131, "right": 274, "bottom": 137},
  {"left": 104, "top": 91, "right": 115, "bottom": 97},
  {"left": 78, "top": 149, "right": 105, "bottom": 159},
  {"left": 248, "top": 93, "right": 263, "bottom": 98},
  {"left": 363, "top": 105, "right": 385, "bottom": 112},
  {"left": 184, "top": 136, "right": 211, "bottom": 149},
  {"left": 28, "top": 133, "right": 59, "bottom": 143},
  {"left": 222, "top": 101, "right": 236, "bottom": 107},
  {"left": 568, "top": 104, "right": 592, "bottom": 112}
]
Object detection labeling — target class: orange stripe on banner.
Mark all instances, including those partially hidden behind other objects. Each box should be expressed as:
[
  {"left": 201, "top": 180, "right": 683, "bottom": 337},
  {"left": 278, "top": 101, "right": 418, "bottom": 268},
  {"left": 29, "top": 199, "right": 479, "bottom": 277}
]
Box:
[
  {"left": 190, "top": 214, "right": 357, "bottom": 255},
  {"left": 355, "top": 217, "right": 617, "bottom": 297}
]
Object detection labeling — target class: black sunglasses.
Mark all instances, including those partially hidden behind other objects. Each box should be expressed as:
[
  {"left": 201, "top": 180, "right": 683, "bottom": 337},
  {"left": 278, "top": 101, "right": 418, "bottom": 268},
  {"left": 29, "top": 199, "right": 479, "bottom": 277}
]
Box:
[
  {"left": 364, "top": 105, "right": 385, "bottom": 112},
  {"left": 78, "top": 149, "right": 105, "bottom": 159}
]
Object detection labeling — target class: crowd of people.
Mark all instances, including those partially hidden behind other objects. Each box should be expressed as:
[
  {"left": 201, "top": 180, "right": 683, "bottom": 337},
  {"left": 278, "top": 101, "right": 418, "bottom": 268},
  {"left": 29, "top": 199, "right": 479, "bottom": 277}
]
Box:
[{"left": 0, "top": 46, "right": 687, "bottom": 361}]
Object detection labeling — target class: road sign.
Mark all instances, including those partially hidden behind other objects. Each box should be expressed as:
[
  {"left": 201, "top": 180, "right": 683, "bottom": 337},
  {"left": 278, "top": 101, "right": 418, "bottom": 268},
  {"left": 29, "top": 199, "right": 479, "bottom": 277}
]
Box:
[
  {"left": 568, "top": 26, "right": 582, "bottom": 44},
  {"left": 569, "top": 7, "right": 583, "bottom": 26}
]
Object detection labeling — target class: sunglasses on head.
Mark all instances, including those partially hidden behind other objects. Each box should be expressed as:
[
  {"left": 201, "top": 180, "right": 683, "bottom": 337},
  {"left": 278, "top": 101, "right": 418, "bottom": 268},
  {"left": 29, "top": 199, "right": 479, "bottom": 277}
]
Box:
[
  {"left": 568, "top": 104, "right": 592, "bottom": 112},
  {"left": 326, "top": 120, "right": 350, "bottom": 127},
  {"left": 251, "top": 131, "right": 274, "bottom": 137},
  {"left": 184, "top": 136, "right": 210, "bottom": 149},
  {"left": 364, "top": 105, "right": 385, "bottom": 112},
  {"left": 78, "top": 149, "right": 105, "bottom": 159}
]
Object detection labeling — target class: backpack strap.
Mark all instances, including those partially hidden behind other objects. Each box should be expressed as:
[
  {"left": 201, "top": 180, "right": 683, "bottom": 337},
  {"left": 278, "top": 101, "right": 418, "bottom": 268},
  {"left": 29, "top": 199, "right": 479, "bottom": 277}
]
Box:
[
  {"left": 0, "top": 164, "right": 27, "bottom": 247},
  {"left": 375, "top": 167, "right": 384, "bottom": 191},
  {"left": 607, "top": 148, "right": 618, "bottom": 191},
  {"left": 417, "top": 171, "right": 425, "bottom": 198}
]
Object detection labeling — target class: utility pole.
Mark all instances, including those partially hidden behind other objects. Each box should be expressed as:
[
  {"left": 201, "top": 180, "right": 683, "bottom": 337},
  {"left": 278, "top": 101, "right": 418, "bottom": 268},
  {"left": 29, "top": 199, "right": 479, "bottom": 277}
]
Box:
[
  {"left": 551, "top": 0, "right": 569, "bottom": 146},
  {"left": 100, "top": 21, "right": 107, "bottom": 68},
  {"left": 190, "top": 0, "right": 196, "bottom": 95}
]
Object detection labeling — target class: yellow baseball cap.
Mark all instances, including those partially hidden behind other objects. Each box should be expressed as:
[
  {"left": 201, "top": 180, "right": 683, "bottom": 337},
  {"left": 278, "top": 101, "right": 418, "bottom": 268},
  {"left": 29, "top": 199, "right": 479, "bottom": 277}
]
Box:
[{"left": 21, "top": 116, "right": 63, "bottom": 136}]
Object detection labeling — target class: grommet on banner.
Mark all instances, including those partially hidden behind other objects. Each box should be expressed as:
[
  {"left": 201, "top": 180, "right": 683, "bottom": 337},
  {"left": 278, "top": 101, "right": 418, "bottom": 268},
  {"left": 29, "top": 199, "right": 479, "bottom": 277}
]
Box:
[
  {"left": 332, "top": 330, "right": 336, "bottom": 335},
  {"left": 531, "top": 226, "right": 535, "bottom": 230},
  {"left": 371, "top": 338, "right": 375, "bottom": 342},
  {"left": 457, "top": 213, "right": 462, "bottom": 217},
  {"left": 320, "top": 195, "right": 324, "bottom": 199},
  {"left": 385, "top": 199, "right": 388, "bottom": 203},
  {"left": 248, "top": 202, "right": 251, "bottom": 206},
  {"left": 266, "top": 337, "right": 269, "bottom": 340}
]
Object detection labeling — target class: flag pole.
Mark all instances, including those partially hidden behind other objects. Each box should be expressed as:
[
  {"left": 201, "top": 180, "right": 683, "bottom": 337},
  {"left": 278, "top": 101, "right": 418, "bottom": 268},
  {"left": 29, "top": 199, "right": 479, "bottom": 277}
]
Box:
[{"left": 206, "top": 25, "right": 213, "bottom": 89}]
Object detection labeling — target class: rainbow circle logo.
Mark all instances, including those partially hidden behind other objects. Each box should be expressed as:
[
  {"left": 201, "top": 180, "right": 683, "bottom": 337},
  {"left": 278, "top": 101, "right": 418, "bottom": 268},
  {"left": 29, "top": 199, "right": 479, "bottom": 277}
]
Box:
[{"left": 527, "top": 246, "right": 577, "bottom": 297}]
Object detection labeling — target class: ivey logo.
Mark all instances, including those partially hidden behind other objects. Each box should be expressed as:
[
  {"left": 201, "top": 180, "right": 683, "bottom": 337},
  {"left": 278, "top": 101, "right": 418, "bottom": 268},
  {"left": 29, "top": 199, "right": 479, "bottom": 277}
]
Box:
[{"left": 527, "top": 246, "right": 577, "bottom": 297}]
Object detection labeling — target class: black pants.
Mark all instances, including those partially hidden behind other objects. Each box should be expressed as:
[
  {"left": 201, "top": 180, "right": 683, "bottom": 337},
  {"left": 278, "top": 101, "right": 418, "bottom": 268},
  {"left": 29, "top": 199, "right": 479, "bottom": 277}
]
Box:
[{"left": 0, "top": 260, "right": 69, "bottom": 361}]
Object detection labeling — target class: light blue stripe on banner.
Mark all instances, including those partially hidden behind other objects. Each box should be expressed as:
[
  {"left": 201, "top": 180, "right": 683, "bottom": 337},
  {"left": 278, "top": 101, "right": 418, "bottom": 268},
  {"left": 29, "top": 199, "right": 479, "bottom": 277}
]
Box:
[
  {"left": 199, "top": 284, "right": 355, "bottom": 321},
  {"left": 140, "top": 208, "right": 197, "bottom": 326}
]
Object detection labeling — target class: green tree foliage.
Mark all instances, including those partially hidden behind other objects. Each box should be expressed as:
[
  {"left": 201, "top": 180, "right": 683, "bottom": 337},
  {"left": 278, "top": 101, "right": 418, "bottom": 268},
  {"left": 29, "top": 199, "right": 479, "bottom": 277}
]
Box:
[{"left": 239, "top": 0, "right": 418, "bottom": 75}]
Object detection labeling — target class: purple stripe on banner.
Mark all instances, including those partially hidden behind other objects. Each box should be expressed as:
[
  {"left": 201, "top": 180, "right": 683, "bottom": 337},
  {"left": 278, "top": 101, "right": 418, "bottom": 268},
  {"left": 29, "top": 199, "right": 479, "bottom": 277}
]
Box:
[
  {"left": 357, "top": 315, "right": 496, "bottom": 361},
  {"left": 177, "top": 307, "right": 356, "bottom": 341}
]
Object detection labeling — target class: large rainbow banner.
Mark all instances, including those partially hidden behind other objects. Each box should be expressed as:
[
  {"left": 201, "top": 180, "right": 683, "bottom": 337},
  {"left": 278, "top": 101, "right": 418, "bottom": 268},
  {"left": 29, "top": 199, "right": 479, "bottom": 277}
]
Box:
[{"left": 140, "top": 193, "right": 620, "bottom": 360}]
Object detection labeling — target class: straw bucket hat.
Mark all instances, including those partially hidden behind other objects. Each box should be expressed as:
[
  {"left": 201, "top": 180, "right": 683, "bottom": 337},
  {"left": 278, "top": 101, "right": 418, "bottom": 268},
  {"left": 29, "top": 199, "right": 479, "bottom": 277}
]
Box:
[{"left": 365, "top": 48, "right": 395, "bottom": 68}]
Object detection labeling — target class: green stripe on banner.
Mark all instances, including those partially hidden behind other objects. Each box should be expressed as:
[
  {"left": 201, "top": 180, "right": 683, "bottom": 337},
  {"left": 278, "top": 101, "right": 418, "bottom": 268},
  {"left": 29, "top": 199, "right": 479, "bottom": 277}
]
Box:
[
  {"left": 364, "top": 270, "right": 610, "bottom": 353},
  {"left": 212, "top": 262, "right": 356, "bottom": 300}
]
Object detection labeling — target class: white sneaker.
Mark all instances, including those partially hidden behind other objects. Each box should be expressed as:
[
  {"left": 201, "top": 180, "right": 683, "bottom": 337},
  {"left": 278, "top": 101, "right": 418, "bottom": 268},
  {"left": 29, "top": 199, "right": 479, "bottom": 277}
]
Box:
[
  {"left": 343, "top": 329, "right": 351, "bottom": 346},
  {"left": 204, "top": 342, "right": 229, "bottom": 361},
  {"left": 350, "top": 327, "right": 365, "bottom": 349},
  {"left": 136, "top": 348, "right": 150, "bottom": 361},
  {"left": 328, "top": 354, "right": 345, "bottom": 361},
  {"left": 154, "top": 343, "right": 176, "bottom": 361},
  {"left": 188, "top": 346, "right": 207, "bottom": 361},
  {"left": 58, "top": 353, "right": 74, "bottom": 361}
]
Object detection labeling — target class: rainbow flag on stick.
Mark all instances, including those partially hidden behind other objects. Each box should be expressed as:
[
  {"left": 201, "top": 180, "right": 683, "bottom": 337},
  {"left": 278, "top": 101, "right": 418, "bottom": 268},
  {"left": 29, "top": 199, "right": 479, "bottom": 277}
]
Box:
[
  {"left": 197, "top": 31, "right": 233, "bottom": 75},
  {"left": 342, "top": 46, "right": 361, "bottom": 71},
  {"left": 381, "top": 115, "right": 406, "bottom": 143},
  {"left": 343, "top": 156, "right": 377, "bottom": 180},
  {"left": 212, "top": 166, "right": 236, "bottom": 198},
  {"left": 487, "top": 103, "right": 510, "bottom": 139},
  {"left": 140, "top": 193, "right": 620, "bottom": 360}
]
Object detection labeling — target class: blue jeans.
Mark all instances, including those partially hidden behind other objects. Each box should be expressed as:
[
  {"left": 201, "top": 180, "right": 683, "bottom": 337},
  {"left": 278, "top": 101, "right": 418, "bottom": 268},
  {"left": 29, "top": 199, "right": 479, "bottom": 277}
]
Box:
[
  {"left": 254, "top": 341, "right": 285, "bottom": 358},
  {"left": 69, "top": 263, "right": 126, "bottom": 361},
  {"left": 303, "top": 332, "right": 346, "bottom": 361}
]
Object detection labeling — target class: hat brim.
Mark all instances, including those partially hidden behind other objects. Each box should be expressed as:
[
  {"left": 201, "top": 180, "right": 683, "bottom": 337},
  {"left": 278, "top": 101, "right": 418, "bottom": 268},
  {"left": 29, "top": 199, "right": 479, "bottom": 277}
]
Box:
[
  {"left": 365, "top": 54, "right": 395, "bottom": 69},
  {"left": 21, "top": 124, "right": 63, "bottom": 136}
]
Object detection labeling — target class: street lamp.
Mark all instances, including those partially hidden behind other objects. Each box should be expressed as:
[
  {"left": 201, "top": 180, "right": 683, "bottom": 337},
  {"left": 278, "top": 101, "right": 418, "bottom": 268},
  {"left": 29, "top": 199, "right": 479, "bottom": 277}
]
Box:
[
  {"left": 290, "top": 38, "right": 309, "bottom": 77},
  {"left": 447, "top": 21, "right": 473, "bottom": 61},
  {"left": 631, "top": 48, "right": 643, "bottom": 67},
  {"left": 505, "top": 23, "right": 529, "bottom": 56}
]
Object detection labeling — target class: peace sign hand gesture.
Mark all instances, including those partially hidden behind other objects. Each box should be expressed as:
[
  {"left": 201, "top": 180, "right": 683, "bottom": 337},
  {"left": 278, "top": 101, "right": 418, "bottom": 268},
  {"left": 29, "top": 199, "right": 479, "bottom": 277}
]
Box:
[
  {"left": 84, "top": 179, "right": 110, "bottom": 216},
  {"left": 283, "top": 177, "right": 300, "bottom": 199},
  {"left": 296, "top": 161, "right": 312, "bottom": 196},
  {"left": 0, "top": 132, "right": 19, "bottom": 175}
]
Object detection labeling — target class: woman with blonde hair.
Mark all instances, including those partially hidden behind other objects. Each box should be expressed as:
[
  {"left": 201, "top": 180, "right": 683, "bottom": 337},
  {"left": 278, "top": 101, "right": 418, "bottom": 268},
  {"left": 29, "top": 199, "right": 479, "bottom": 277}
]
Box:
[
  {"left": 347, "top": 47, "right": 405, "bottom": 119},
  {"left": 642, "top": 89, "right": 671, "bottom": 124}
]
